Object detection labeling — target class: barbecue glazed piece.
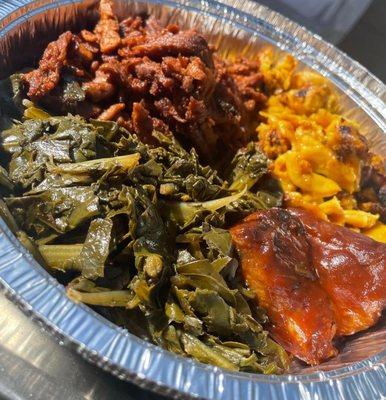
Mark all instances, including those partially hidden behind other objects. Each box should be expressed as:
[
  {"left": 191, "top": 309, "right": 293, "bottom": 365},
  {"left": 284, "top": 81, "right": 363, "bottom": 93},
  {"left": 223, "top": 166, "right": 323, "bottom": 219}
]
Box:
[{"left": 230, "top": 207, "right": 386, "bottom": 365}]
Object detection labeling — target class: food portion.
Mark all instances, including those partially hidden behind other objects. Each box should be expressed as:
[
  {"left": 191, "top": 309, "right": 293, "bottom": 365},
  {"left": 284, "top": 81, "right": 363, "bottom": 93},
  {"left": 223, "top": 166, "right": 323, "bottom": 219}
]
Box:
[
  {"left": 21, "top": 0, "right": 265, "bottom": 162},
  {"left": 230, "top": 208, "right": 386, "bottom": 365},
  {"left": 0, "top": 0, "right": 385, "bottom": 374},
  {"left": 0, "top": 104, "right": 287, "bottom": 373},
  {"left": 256, "top": 52, "right": 386, "bottom": 239}
]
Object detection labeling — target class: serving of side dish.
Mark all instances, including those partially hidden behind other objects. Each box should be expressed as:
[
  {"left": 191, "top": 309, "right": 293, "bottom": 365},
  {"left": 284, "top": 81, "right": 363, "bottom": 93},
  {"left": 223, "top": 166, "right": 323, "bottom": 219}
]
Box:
[{"left": 0, "top": 0, "right": 385, "bottom": 399}]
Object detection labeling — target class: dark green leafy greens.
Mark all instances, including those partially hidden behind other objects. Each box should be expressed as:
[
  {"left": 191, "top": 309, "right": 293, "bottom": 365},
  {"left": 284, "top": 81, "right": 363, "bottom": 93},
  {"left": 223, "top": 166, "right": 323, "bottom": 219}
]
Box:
[
  {"left": 0, "top": 74, "right": 24, "bottom": 130},
  {"left": 0, "top": 103, "right": 288, "bottom": 373},
  {"left": 5, "top": 186, "right": 100, "bottom": 241}
]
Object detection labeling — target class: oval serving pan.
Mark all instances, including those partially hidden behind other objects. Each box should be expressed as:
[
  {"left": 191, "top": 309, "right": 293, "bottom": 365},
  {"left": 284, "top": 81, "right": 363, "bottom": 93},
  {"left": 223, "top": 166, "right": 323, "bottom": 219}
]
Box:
[{"left": 0, "top": 1, "right": 385, "bottom": 399}]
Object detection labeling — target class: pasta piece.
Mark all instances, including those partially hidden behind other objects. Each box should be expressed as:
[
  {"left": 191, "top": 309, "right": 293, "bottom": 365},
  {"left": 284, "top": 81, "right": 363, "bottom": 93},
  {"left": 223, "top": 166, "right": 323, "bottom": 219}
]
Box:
[
  {"left": 319, "top": 197, "right": 345, "bottom": 225},
  {"left": 343, "top": 210, "right": 379, "bottom": 229},
  {"left": 363, "top": 223, "right": 386, "bottom": 243},
  {"left": 285, "top": 152, "right": 341, "bottom": 197}
]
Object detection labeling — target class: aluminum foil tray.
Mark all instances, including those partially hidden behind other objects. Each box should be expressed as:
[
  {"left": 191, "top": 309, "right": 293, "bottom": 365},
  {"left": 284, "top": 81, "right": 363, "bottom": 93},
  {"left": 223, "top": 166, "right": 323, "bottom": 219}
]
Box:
[{"left": 0, "top": 1, "right": 385, "bottom": 399}]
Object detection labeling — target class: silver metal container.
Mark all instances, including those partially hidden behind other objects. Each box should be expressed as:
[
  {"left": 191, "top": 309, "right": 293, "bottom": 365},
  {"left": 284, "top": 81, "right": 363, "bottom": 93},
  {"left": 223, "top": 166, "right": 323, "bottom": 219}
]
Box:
[{"left": 0, "top": 1, "right": 385, "bottom": 399}]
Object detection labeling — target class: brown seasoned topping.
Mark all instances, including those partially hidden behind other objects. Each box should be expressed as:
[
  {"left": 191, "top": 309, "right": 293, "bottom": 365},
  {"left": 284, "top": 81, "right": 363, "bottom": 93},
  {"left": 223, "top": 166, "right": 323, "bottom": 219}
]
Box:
[
  {"left": 119, "top": 16, "right": 144, "bottom": 36},
  {"left": 128, "top": 30, "right": 213, "bottom": 66},
  {"left": 21, "top": 0, "right": 268, "bottom": 162},
  {"left": 80, "top": 29, "right": 99, "bottom": 43},
  {"left": 23, "top": 31, "right": 73, "bottom": 98},
  {"left": 94, "top": 0, "right": 121, "bottom": 53},
  {"left": 97, "top": 103, "right": 126, "bottom": 121},
  {"left": 335, "top": 123, "right": 368, "bottom": 161},
  {"left": 131, "top": 101, "right": 157, "bottom": 144},
  {"left": 83, "top": 67, "right": 116, "bottom": 102}
]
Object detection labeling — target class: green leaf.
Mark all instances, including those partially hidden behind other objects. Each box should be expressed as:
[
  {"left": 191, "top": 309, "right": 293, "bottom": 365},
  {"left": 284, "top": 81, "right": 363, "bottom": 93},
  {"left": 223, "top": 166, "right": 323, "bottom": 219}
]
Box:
[
  {"left": 0, "top": 198, "right": 19, "bottom": 234},
  {"left": 0, "top": 74, "right": 24, "bottom": 130},
  {"left": 227, "top": 142, "right": 268, "bottom": 191},
  {"left": 17, "top": 231, "right": 48, "bottom": 269},
  {"left": 68, "top": 287, "right": 133, "bottom": 307},
  {"left": 162, "top": 186, "right": 247, "bottom": 228},
  {"left": 74, "top": 218, "right": 114, "bottom": 279},
  {"left": 5, "top": 186, "right": 100, "bottom": 239},
  {"left": 0, "top": 165, "right": 14, "bottom": 192},
  {"left": 180, "top": 332, "right": 238, "bottom": 371},
  {"left": 202, "top": 227, "right": 233, "bottom": 257},
  {"left": 189, "top": 289, "right": 233, "bottom": 336},
  {"left": 23, "top": 103, "right": 51, "bottom": 120},
  {"left": 39, "top": 243, "right": 83, "bottom": 271}
]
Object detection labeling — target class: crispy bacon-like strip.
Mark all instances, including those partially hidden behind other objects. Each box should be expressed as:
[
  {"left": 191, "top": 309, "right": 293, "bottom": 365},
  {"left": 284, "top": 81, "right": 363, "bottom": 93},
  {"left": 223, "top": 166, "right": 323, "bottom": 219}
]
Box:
[
  {"left": 23, "top": 31, "right": 73, "bottom": 98},
  {"left": 94, "top": 0, "right": 121, "bottom": 53}
]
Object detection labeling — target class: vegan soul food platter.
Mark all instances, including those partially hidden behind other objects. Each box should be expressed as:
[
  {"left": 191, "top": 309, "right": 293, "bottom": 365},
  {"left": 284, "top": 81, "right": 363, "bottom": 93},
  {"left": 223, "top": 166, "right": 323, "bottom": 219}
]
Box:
[{"left": 0, "top": 0, "right": 385, "bottom": 398}]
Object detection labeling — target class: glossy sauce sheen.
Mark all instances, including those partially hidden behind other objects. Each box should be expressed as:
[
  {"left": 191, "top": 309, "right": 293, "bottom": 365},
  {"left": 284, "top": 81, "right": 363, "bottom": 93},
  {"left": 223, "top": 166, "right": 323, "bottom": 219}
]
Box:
[{"left": 230, "top": 208, "right": 386, "bottom": 365}]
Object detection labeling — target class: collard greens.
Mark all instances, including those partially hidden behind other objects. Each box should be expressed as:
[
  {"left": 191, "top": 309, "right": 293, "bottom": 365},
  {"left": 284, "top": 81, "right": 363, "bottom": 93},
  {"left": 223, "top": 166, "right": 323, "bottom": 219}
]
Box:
[{"left": 0, "top": 102, "right": 288, "bottom": 373}]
